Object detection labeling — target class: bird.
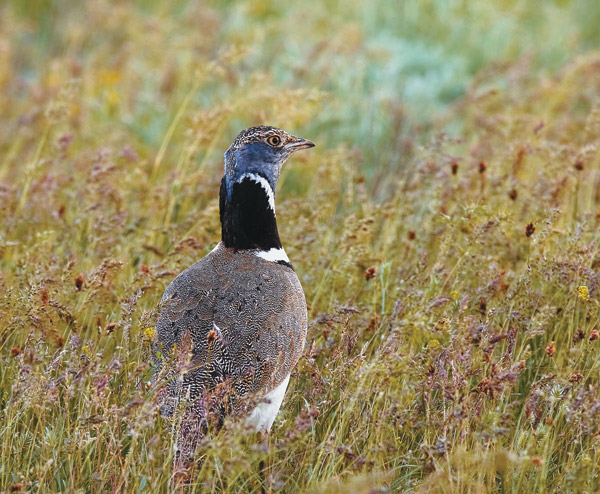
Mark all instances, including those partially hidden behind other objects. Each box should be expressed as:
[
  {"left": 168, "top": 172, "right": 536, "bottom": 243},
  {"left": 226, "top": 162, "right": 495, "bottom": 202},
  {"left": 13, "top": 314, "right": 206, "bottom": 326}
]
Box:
[{"left": 151, "top": 125, "right": 315, "bottom": 463}]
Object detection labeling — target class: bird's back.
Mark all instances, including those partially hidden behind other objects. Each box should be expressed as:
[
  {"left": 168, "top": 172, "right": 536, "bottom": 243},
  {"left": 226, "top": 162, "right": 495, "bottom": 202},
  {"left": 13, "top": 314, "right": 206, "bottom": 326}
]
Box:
[{"left": 152, "top": 243, "right": 307, "bottom": 424}]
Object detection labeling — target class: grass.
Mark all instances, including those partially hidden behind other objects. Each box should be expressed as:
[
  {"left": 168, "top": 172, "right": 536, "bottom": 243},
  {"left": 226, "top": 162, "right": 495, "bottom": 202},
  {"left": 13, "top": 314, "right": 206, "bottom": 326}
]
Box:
[{"left": 1, "top": 0, "right": 600, "bottom": 492}]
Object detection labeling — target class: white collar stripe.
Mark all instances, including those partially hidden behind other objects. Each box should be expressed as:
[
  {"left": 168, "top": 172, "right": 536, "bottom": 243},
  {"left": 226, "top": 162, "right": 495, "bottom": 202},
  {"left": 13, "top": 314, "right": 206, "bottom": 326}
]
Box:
[
  {"left": 243, "top": 173, "right": 275, "bottom": 211},
  {"left": 255, "top": 248, "right": 290, "bottom": 263}
]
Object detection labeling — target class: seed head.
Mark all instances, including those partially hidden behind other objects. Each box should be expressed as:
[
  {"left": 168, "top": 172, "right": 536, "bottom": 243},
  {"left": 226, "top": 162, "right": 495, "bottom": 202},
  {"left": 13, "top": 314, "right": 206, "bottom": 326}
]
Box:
[
  {"left": 39, "top": 288, "right": 49, "bottom": 305},
  {"left": 525, "top": 223, "right": 535, "bottom": 237},
  {"left": 75, "top": 273, "right": 85, "bottom": 291},
  {"left": 569, "top": 373, "right": 583, "bottom": 383},
  {"left": 368, "top": 314, "right": 380, "bottom": 331},
  {"left": 573, "top": 328, "right": 585, "bottom": 343},
  {"left": 531, "top": 457, "right": 544, "bottom": 467},
  {"left": 364, "top": 266, "right": 377, "bottom": 281},
  {"left": 207, "top": 329, "right": 217, "bottom": 343}
]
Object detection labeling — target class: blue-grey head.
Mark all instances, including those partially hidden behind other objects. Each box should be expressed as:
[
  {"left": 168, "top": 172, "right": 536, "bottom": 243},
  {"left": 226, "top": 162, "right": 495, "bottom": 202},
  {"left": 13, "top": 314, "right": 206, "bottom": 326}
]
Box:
[{"left": 224, "top": 126, "right": 315, "bottom": 200}]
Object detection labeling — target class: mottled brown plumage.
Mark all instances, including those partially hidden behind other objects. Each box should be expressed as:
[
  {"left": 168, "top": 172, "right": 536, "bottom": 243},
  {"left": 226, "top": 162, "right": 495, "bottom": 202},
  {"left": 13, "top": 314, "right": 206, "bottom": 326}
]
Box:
[{"left": 153, "top": 244, "right": 306, "bottom": 417}]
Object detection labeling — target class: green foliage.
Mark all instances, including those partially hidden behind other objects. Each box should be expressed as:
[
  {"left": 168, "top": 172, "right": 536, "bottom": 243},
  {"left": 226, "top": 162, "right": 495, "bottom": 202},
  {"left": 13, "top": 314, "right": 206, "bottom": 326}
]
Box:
[{"left": 1, "top": 1, "right": 600, "bottom": 492}]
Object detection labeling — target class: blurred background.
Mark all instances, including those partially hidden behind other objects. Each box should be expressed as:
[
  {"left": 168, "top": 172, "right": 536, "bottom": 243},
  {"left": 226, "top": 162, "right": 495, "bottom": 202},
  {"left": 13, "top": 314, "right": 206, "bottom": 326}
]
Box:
[{"left": 3, "top": 0, "right": 600, "bottom": 187}]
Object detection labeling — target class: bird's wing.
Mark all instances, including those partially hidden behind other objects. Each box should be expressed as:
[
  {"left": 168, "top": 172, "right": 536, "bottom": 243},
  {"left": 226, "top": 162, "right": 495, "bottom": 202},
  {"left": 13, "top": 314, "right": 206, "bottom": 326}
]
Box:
[
  {"left": 153, "top": 248, "right": 307, "bottom": 418},
  {"left": 210, "top": 251, "right": 307, "bottom": 397}
]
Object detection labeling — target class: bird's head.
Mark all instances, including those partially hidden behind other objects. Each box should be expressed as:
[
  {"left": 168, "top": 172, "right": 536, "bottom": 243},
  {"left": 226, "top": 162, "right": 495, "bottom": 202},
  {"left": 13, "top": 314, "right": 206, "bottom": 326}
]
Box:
[{"left": 223, "top": 126, "right": 314, "bottom": 199}]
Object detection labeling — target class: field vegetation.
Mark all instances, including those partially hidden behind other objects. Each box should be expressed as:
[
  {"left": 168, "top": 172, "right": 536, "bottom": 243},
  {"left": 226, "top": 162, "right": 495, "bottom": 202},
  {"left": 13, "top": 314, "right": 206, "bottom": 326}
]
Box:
[{"left": 2, "top": 0, "right": 600, "bottom": 492}]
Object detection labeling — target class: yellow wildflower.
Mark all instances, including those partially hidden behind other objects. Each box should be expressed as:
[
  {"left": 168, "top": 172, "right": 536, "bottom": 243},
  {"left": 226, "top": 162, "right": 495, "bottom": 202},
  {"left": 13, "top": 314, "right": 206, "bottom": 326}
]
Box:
[
  {"left": 577, "top": 286, "right": 589, "bottom": 302},
  {"left": 143, "top": 327, "right": 156, "bottom": 342},
  {"left": 82, "top": 345, "right": 91, "bottom": 357},
  {"left": 450, "top": 290, "right": 459, "bottom": 301},
  {"left": 428, "top": 339, "right": 440, "bottom": 350}
]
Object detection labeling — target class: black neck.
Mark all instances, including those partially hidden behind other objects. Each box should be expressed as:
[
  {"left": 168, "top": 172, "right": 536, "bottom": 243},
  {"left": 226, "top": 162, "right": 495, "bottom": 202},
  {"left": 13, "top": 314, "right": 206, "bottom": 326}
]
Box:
[{"left": 220, "top": 176, "right": 282, "bottom": 250}]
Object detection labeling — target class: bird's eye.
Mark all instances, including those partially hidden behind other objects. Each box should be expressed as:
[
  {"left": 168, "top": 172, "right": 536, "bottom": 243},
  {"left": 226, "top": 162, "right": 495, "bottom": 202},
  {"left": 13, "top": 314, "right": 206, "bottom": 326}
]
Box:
[{"left": 266, "top": 135, "right": 282, "bottom": 147}]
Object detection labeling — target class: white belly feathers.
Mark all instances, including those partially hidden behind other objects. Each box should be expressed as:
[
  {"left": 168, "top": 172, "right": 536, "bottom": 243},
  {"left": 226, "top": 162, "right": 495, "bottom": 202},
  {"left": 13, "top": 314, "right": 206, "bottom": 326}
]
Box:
[{"left": 245, "top": 374, "right": 291, "bottom": 432}]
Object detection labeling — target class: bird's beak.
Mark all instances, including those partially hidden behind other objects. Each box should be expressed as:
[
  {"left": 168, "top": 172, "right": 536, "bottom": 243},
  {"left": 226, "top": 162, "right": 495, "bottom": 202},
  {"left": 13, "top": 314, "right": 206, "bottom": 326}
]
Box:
[{"left": 285, "top": 136, "right": 315, "bottom": 152}]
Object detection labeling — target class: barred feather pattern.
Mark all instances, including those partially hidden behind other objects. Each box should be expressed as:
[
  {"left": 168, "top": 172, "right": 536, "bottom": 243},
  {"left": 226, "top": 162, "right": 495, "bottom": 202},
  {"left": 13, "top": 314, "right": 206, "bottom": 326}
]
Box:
[{"left": 152, "top": 243, "right": 307, "bottom": 459}]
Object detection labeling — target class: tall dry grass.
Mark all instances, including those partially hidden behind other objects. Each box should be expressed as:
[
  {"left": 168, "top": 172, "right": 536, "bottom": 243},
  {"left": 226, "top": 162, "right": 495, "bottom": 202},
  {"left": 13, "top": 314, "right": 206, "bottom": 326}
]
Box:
[{"left": 2, "top": 1, "right": 600, "bottom": 492}]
